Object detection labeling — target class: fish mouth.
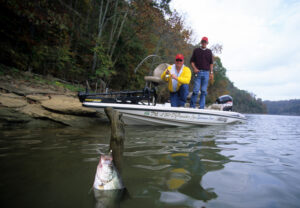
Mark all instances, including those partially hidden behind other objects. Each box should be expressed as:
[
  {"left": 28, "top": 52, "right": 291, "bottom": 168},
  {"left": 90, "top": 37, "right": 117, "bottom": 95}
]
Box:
[
  {"left": 102, "top": 160, "right": 112, "bottom": 165},
  {"left": 100, "top": 154, "right": 113, "bottom": 167}
]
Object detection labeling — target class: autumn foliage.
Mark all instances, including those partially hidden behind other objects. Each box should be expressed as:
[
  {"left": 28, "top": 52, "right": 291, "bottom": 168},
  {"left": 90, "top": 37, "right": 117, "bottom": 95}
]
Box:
[{"left": 0, "top": 0, "right": 266, "bottom": 113}]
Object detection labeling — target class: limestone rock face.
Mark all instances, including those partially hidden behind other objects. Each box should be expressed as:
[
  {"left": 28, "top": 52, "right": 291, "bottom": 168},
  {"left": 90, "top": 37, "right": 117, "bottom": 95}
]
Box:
[
  {"left": 0, "top": 93, "right": 27, "bottom": 108},
  {"left": 26, "top": 95, "right": 51, "bottom": 102},
  {"left": 41, "top": 95, "right": 97, "bottom": 116},
  {"left": 19, "top": 103, "right": 103, "bottom": 127},
  {"left": 0, "top": 80, "right": 106, "bottom": 128}
]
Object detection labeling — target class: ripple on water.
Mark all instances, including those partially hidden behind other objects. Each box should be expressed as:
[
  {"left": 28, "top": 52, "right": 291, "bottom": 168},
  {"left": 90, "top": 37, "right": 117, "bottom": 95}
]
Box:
[{"left": 1, "top": 114, "right": 300, "bottom": 208}]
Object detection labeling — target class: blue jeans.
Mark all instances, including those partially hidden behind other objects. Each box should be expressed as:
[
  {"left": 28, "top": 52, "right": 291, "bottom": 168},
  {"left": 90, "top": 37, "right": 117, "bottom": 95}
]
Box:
[
  {"left": 170, "top": 84, "right": 189, "bottom": 107},
  {"left": 190, "top": 70, "right": 209, "bottom": 109}
]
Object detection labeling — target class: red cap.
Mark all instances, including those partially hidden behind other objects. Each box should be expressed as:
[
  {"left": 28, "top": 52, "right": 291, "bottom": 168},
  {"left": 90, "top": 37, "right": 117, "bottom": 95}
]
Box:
[
  {"left": 201, "top": 37, "right": 208, "bottom": 42},
  {"left": 175, "top": 54, "right": 184, "bottom": 60}
]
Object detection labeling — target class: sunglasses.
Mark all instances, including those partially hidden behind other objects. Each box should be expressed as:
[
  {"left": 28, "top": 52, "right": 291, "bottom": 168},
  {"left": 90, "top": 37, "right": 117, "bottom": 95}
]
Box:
[{"left": 176, "top": 59, "right": 183, "bottom": 62}]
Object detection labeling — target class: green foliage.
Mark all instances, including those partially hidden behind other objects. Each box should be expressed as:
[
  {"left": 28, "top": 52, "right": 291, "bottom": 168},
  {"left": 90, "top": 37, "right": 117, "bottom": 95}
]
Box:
[
  {"left": 264, "top": 100, "right": 300, "bottom": 115},
  {"left": 0, "top": 0, "right": 267, "bottom": 113},
  {"left": 0, "top": 0, "right": 191, "bottom": 86},
  {"left": 54, "top": 81, "right": 84, "bottom": 92},
  {"left": 227, "top": 81, "right": 267, "bottom": 113},
  {"left": 92, "top": 43, "right": 114, "bottom": 79}
]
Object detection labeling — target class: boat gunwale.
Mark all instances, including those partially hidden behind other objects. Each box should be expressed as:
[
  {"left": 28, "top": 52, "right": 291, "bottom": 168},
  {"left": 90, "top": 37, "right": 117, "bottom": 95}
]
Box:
[
  {"left": 123, "top": 111, "right": 235, "bottom": 126},
  {"left": 82, "top": 102, "right": 246, "bottom": 121}
]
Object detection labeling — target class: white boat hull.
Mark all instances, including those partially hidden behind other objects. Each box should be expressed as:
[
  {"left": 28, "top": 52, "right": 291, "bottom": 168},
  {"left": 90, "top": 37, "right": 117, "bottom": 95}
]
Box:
[{"left": 83, "top": 102, "right": 246, "bottom": 126}]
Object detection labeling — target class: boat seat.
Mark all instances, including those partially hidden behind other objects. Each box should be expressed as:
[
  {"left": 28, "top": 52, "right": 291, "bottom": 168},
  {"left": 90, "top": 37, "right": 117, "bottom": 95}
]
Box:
[{"left": 144, "top": 63, "right": 170, "bottom": 84}]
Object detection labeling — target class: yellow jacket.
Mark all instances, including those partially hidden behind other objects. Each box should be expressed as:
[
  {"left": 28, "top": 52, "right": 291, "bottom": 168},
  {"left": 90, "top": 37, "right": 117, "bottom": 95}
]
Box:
[{"left": 161, "top": 65, "right": 191, "bottom": 92}]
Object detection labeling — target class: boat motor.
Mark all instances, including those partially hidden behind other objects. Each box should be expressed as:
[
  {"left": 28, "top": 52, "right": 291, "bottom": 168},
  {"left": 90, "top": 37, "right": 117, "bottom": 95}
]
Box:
[{"left": 216, "top": 95, "right": 233, "bottom": 111}]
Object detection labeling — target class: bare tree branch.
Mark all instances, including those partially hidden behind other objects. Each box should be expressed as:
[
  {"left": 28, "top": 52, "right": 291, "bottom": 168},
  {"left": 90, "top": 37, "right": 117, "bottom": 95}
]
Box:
[{"left": 57, "top": 0, "right": 83, "bottom": 19}]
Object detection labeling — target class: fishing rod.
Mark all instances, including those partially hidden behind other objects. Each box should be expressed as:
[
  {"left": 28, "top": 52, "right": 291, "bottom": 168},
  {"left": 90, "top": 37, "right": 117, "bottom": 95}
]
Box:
[{"left": 134, "top": 54, "right": 162, "bottom": 74}]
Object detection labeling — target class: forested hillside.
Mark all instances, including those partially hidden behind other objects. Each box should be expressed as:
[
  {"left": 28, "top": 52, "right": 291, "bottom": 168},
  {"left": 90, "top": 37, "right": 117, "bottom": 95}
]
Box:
[
  {"left": 0, "top": 0, "right": 193, "bottom": 89},
  {"left": 0, "top": 0, "right": 266, "bottom": 113},
  {"left": 264, "top": 100, "right": 300, "bottom": 115}
]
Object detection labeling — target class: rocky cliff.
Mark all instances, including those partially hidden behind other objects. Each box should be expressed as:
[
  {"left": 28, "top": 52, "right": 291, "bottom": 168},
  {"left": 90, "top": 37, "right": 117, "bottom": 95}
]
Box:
[{"left": 0, "top": 73, "right": 106, "bottom": 128}]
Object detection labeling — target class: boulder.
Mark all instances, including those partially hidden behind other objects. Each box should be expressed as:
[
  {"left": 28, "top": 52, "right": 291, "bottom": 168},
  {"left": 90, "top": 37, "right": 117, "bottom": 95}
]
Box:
[
  {"left": 0, "top": 74, "right": 107, "bottom": 128},
  {"left": 41, "top": 95, "right": 97, "bottom": 116},
  {"left": 19, "top": 103, "right": 105, "bottom": 127},
  {"left": 0, "top": 93, "right": 27, "bottom": 108},
  {"left": 26, "top": 94, "right": 52, "bottom": 103}
]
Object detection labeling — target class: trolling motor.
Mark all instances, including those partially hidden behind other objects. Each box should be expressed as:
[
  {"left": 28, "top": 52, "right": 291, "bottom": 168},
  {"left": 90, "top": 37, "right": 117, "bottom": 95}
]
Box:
[
  {"left": 78, "top": 87, "right": 157, "bottom": 106},
  {"left": 216, "top": 95, "right": 233, "bottom": 111}
]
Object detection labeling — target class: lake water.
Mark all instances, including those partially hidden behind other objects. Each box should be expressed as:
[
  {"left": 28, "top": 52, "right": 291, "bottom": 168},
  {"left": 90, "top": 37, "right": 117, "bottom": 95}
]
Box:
[{"left": 1, "top": 114, "right": 300, "bottom": 208}]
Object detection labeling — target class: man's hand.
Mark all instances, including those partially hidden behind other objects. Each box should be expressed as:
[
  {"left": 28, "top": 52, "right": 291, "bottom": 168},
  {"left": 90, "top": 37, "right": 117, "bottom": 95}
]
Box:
[
  {"left": 191, "top": 62, "right": 199, "bottom": 74},
  {"left": 165, "top": 70, "right": 170, "bottom": 78},
  {"left": 171, "top": 74, "right": 178, "bottom": 80}
]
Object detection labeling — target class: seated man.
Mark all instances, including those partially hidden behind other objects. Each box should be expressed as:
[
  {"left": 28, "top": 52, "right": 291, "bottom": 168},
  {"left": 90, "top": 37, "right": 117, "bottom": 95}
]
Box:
[{"left": 161, "top": 54, "right": 191, "bottom": 107}]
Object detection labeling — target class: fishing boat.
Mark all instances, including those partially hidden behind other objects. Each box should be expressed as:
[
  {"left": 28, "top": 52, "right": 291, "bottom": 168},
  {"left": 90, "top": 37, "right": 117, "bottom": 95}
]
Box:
[{"left": 78, "top": 64, "right": 246, "bottom": 126}]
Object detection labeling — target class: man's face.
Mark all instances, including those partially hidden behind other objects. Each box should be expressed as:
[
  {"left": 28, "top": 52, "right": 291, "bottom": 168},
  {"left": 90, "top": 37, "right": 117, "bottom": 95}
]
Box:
[
  {"left": 175, "top": 58, "right": 184, "bottom": 68},
  {"left": 201, "top": 40, "right": 208, "bottom": 48}
]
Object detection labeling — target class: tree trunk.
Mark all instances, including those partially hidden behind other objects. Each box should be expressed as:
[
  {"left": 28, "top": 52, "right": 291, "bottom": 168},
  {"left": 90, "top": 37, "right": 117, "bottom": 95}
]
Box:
[
  {"left": 92, "top": 0, "right": 111, "bottom": 72},
  {"left": 108, "top": 0, "right": 120, "bottom": 53},
  {"left": 110, "top": 8, "right": 129, "bottom": 63}
]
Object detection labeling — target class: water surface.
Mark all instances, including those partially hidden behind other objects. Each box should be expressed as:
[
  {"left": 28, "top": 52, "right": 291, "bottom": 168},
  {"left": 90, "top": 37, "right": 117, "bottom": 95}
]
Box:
[{"left": 1, "top": 114, "right": 300, "bottom": 207}]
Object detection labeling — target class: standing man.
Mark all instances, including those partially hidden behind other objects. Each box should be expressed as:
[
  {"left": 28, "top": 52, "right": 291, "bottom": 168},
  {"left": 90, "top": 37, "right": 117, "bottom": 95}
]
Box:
[
  {"left": 161, "top": 54, "right": 191, "bottom": 107},
  {"left": 190, "top": 37, "right": 214, "bottom": 109}
]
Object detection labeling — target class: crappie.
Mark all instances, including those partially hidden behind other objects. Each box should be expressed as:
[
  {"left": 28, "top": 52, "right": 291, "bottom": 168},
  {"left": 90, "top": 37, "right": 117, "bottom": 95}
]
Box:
[{"left": 93, "top": 154, "right": 124, "bottom": 190}]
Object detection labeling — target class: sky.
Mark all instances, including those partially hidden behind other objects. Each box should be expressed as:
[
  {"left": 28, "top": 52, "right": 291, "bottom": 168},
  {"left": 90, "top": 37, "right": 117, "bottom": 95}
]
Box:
[{"left": 170, "top": 0, "right": 300, "bottom": 101}]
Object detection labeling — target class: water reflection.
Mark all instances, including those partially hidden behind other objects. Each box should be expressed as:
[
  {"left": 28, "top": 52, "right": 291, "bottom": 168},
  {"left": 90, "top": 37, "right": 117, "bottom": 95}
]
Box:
[
  {"left": 123, "top": 125, "right": 230, "bottom": 207},
  {"left": 0, "top": 123, "right": 234, "bottom": 208},
  {"left": 2, "top": 115, "right": 299, "bottom": 208}
]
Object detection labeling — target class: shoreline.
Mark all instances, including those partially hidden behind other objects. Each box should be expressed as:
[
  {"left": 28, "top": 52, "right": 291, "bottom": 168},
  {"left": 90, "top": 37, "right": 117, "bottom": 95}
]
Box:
[{"left": 0, "top": 70, "right": 107, "bottom": 128}]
